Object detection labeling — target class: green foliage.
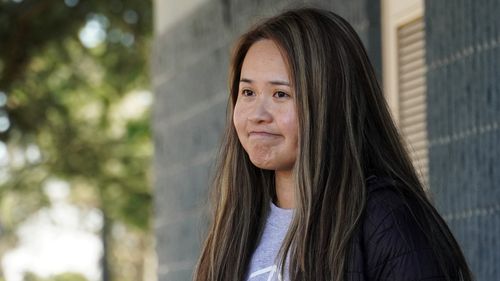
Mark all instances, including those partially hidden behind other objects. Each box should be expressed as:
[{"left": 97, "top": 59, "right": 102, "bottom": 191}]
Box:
[
  {"left": 0, "top": 0, "right": 153, "bottom": 229},
  {"left": 0, "top": 0, "right": 154, "bottom": 280}
]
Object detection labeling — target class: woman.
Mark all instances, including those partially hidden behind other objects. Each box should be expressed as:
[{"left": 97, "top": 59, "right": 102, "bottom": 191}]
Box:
[{"left": 193, "top": 7, "right": 474, "bottom": 281}]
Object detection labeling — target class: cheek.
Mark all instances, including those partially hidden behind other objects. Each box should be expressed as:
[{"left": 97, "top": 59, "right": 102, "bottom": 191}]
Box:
[
  {"left": 233, "top": 104, "right": 245, "bottom": 138},
  {"left": 280, "top": 109, "right": 299, "bottom": 141}
]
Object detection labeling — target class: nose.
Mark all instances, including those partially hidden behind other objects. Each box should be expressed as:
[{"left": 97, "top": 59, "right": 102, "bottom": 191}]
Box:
[{"left": 247, "top": 95, "right": 272, "bottom": 123}]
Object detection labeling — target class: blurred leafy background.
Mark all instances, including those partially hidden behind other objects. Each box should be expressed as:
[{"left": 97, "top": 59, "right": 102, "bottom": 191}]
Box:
[{"left": 0, "top": 0, "right": 154, "bottom": 280}]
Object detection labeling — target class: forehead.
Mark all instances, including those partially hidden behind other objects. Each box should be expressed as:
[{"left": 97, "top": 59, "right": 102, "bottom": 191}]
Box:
[{"left": 240, "top": 39, "right": 291, "bottom": 82}]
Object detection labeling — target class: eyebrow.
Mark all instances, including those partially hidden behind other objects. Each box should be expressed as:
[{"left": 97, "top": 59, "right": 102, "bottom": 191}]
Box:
[{"left": 239, "top": 78, "right": 290, "bottom": 86}]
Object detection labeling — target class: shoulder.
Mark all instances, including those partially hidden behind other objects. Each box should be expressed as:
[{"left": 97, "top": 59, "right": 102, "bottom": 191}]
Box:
[
  {"left": 361, "top": 174, "right": 446, "bottom": 280},
  {"left": 363, "top": 174, "right": 412, "bottom": 235}
]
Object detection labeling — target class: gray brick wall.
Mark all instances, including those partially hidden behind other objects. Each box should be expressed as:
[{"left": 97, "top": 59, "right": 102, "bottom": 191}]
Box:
[
  {"left": 425, "top": 1, "right": 500, "bottom": 280},
  {"left": 151, "top": 1, "right": 381, "bottom": 280}
]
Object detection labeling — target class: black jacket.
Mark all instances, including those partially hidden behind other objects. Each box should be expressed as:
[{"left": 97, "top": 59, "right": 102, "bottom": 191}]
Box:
[{"left": 346, "top": 174, "right": 447, "bottom": 281}]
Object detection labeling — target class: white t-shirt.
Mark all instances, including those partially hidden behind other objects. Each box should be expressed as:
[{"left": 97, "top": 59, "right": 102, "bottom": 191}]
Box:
[{"left": 244, "top": 200, "right": 294, "bottom": 281}]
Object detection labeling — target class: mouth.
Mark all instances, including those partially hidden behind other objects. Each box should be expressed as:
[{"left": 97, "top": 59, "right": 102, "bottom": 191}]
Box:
[{"left": 249, "top": 131, "right": 281, "bottom": 137}]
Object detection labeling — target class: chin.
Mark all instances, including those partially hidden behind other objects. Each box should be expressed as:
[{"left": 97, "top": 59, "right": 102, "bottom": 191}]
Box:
[
  {"left": 249, "top": 159, "right": 293, "bottom": 172},
  {"left": 250, "top": 161, "right": 276, "bottom": 171},
  {"left": 245, "top": 149, "right": 295, "bottom": 171}
]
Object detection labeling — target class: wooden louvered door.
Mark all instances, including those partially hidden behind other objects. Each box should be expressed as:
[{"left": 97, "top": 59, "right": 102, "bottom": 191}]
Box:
[{"left": 397, "top": 17, "right": 429, "bottom": 188}]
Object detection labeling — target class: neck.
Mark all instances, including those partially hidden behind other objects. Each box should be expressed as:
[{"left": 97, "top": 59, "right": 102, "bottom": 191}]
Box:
[{"left": 274, "top": 170, "right": 295, "bottom": 209}]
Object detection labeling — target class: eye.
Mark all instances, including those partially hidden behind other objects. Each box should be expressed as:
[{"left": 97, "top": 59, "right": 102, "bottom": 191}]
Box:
[
  {"left": 241, "top": 89, "right": 254, "bottom": 97},
  {"left": 274, "top": 91, "right": 290, "bottom": 98}
]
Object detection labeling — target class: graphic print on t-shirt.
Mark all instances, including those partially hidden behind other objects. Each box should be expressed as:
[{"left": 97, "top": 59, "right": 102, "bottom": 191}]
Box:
[
  {"left": 248, "top": 264, "right": 284, "bottom": 281},
  {"left": 245, "top": 201, "right": 294, "bottom": 281}
]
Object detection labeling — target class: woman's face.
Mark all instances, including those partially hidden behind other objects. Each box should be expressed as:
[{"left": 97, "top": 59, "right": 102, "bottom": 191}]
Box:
[{"left": 233, "top": 39, "right": 298, "bottom": 172}]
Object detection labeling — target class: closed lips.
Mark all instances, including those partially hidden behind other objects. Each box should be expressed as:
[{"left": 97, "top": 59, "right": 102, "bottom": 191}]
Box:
[{"left": 249, "top": 131, "right": 280, "bottom": 136}]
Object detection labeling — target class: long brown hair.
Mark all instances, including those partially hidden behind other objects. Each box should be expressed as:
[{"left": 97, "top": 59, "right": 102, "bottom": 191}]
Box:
[{"left": 193, "top": 6, "right": 474, "bottom": 281}]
